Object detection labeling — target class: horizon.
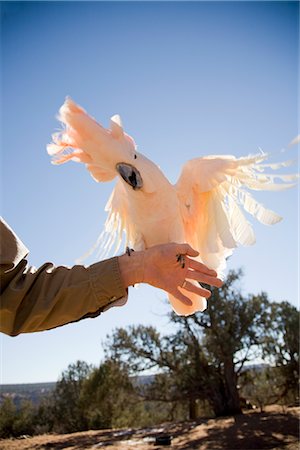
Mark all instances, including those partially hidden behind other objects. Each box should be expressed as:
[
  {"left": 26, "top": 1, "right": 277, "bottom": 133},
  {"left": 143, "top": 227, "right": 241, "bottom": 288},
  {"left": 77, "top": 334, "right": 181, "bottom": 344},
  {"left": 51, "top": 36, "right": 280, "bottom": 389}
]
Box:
[{"left": 0, "top": 362, "right": 272, "bottom": 387}]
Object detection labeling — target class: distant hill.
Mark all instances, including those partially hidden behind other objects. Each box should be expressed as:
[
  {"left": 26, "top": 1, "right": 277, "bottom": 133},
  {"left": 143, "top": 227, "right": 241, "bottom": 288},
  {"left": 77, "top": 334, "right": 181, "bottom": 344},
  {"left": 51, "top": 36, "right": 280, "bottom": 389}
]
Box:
[
  {"left": 131, "top": 374, "right": 155, "bottom": 387},
  {"left": 0, "top": 382, "right": 56, "bottom": 408},
  {"left": 0, "top": 376, "right": 155, "bottom": 409}
]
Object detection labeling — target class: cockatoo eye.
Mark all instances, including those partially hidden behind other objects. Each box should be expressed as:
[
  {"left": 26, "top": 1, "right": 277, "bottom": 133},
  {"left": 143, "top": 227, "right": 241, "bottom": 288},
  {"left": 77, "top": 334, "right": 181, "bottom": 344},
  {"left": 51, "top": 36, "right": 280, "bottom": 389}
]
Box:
[{"left": 116, "top": 163, "right": 143, "bottom": 190}]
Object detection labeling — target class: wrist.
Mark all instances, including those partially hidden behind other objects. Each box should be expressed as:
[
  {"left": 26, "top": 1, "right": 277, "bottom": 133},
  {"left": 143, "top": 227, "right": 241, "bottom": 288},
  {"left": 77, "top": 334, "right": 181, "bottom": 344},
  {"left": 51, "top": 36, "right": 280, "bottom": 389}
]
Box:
[{"left": 118, "top": 250, "right": 145, "bottom": 287}]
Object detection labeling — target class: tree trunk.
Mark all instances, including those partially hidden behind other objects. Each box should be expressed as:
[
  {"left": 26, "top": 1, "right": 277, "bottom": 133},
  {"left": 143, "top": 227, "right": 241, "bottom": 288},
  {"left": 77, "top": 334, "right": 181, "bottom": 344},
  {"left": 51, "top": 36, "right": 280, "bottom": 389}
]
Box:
[
  {"left": 208, "top": 361, "right": 242, "bottom": 417},
  {"left": 188, "top": 398, "right": 197, "bottom": 420},
  {"left": 223, "top": 357, "right": 242, "bottom": 415},
  {"left": 210, "top": 390, "right": 226, "bottom": 417}
]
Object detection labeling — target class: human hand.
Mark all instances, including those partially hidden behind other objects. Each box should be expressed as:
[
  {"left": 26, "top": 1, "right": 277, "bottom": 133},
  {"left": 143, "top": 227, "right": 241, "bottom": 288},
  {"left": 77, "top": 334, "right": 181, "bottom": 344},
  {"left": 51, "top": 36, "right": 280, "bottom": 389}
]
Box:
[{"left": 141, "top": 243, "right": 223, "bottom": 306}]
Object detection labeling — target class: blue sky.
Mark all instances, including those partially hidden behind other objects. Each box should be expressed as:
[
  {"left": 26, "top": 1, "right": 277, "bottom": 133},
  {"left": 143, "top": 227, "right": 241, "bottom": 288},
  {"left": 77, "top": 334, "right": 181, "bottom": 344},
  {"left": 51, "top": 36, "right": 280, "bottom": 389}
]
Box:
[{"left": 1, "top": 1, "right": 299, "bottom": 384}]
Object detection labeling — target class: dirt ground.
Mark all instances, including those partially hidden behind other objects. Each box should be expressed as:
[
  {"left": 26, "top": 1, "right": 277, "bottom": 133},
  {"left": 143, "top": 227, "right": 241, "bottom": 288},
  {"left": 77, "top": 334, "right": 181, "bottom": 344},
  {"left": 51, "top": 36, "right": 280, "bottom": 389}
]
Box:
[{"left": 0, "top": 405, "right": 299, "bottom": 450}]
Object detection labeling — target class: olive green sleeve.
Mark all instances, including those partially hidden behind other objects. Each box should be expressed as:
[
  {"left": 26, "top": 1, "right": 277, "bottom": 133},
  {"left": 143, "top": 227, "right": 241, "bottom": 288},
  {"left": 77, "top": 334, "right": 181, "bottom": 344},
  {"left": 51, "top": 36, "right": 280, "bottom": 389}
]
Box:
[{"left": 0, "top": 218, "right": 127, "bottom": 336}]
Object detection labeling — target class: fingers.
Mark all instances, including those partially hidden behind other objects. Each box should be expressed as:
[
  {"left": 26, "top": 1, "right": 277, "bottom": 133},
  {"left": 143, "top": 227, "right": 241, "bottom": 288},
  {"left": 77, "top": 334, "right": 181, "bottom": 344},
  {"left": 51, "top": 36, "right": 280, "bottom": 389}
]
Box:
[
  {"left": 188, "top": 258, "right": 218, "bottom": 277},
  {"left": 173, "top": 288, "right": 193, "bottom": 306},
  {"left": 182, "top": 281, "right": 212, "bottom": 298},
  {"left": 174, "top": 244, "right": 220, "bottom": 280},
  {"left": 175, "top": 243, "right": 199, "bottom": 258},
  {"left": 186, "top": 268, "right": 223, "bottom": 287}
]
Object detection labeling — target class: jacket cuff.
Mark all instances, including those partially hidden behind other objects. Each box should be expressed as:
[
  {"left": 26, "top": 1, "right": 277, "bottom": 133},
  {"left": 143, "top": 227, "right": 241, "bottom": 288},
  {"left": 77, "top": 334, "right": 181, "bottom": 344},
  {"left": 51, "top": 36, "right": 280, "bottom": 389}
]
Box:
[{"left": 88, "top": 257, "right": 128, "bottom": 310}]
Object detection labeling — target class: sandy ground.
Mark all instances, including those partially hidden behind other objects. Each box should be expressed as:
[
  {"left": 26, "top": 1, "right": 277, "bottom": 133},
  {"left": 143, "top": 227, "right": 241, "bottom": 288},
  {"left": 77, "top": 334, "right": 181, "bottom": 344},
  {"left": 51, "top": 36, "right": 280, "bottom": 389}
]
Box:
[{"left": 0, "top": 405, "right": 299, "bottom": 450}]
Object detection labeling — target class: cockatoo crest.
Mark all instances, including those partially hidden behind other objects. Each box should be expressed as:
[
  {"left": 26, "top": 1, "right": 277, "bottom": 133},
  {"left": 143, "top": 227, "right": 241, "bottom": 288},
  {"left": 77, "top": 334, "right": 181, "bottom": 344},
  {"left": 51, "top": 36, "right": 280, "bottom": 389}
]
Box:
[{"left": 47, "top": 98, "right": 298, "bottom": 316}]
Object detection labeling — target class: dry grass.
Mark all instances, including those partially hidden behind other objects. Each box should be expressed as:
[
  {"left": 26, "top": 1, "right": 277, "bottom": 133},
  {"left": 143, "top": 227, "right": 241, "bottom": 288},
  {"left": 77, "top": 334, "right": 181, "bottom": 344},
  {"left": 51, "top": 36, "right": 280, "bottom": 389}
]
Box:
[{"left": 0, "top": 405, "right": 299, "bottom": 450}]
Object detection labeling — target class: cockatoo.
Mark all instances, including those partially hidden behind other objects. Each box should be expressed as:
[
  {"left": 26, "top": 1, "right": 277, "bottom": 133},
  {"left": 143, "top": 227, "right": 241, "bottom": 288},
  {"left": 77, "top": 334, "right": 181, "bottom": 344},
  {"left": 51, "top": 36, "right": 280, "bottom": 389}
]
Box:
[{"left": 47, "top": 98, "right": 298, "bottom": 316}]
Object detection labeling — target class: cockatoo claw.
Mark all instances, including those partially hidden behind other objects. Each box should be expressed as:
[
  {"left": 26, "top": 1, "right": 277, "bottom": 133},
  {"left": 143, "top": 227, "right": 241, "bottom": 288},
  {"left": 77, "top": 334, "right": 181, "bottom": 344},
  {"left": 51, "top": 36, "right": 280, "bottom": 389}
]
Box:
[{"left": 176, "top": 253, "right": 186, "bottom": 269}]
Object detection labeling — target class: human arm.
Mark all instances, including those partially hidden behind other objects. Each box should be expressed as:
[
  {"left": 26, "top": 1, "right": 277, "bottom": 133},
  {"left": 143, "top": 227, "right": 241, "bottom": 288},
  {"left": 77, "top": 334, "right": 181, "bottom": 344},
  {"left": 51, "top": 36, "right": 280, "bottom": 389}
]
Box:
[
  {"left": 0, "top": 218, "right": 222, "bottom": 336},
  {"left": 0, "top": 218, "right": 127, "bottom": 336}
]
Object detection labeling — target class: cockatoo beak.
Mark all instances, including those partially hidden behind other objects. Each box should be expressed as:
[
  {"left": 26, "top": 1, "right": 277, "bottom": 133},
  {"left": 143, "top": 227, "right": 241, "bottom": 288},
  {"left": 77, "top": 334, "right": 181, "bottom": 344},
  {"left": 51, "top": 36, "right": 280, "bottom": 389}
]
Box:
[{"left": 116, "top": 163, "right": 143, "bottom": 190}]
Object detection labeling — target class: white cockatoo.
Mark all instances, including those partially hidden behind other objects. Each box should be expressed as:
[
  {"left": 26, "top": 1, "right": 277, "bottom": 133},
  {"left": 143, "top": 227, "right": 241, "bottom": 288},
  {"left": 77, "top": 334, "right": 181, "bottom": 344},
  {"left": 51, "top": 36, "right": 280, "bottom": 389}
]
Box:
[{"left": 47, "top": 98, "right": 298, "bottom": 316}]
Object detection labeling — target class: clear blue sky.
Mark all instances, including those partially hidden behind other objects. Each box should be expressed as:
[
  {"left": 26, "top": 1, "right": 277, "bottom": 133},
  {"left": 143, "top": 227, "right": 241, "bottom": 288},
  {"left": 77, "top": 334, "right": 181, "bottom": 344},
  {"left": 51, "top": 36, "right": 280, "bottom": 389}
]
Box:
[{"left": 1, "top": 1, "right": 299, "bottom": 384}]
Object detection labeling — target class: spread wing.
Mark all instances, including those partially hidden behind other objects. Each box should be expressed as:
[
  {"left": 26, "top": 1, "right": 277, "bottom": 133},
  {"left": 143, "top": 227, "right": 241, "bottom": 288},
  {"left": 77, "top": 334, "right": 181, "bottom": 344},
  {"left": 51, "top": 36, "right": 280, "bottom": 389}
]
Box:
[{"left": 176, "top": 153, "right": 298, "bottom": 275}]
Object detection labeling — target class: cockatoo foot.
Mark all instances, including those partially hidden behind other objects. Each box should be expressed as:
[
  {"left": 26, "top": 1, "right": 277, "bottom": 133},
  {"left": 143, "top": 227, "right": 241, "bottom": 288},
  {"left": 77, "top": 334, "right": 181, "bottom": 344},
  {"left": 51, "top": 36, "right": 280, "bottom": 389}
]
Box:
[{"left": 176, "top": 253, "right": 186, "bottom": 268}]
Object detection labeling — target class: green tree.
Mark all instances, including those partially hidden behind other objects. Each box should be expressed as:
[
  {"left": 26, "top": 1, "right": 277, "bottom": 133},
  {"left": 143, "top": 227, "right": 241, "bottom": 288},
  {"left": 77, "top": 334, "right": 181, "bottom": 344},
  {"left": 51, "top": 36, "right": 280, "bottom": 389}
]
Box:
[
  {"left": 12, "top": 400, "right": 36, "bottom": 436},
  {"left": 0, "top": 397, "right": 45, "bottom": 438},
  {"left": 34, "top": 393, "right": 57, "bottom": 435},
  {"left": 106, "top": 270, "right": 273, "bottom": 418},
  {"left": 263, "top": 301, "right": 299, "bottom": 403},
  {"left": 240, "top": 366, "right": 279, "bottom": 412},
  {"left": 173, "top": 270, "right": 271, "bottom": 416},
  {"left": 52, "top": 360, "right": 93, "bottom": 433},
  {"left": 80, "top": 358, "right": 141, "bottom": 429},
  {"left": 0, "top": 397, "right": 17, "bottom": 438},
  {"left": 105, "top": 324, "right": 195, "bottom": 419}
]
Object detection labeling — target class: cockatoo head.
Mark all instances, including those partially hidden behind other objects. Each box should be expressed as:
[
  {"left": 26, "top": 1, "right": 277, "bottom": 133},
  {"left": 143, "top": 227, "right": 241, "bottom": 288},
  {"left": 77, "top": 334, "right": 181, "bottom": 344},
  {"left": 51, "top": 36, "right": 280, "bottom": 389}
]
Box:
[{"left": 48, "top": 98, "right": 157, "bottom": 193}]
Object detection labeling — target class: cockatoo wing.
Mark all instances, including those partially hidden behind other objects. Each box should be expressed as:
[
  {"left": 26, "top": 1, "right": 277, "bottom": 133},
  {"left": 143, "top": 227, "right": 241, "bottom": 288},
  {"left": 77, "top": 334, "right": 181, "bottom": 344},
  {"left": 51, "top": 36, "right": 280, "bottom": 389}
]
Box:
[
  {"left": 47, "top": 97, "right": 136, "bottom": 182},
  {"left": 176, "top": 153, "right": 298, "bottom": 276},
  {"left": 76, "top": 178, "right": 145, "bottom": 263},
  {"left": 99, "top": 179, "right": 146, "bottom": 257}
]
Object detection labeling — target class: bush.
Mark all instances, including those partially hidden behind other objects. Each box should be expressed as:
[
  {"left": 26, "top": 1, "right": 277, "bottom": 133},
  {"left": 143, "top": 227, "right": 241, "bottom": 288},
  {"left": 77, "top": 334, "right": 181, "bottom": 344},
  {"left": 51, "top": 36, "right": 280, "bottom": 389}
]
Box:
[{"left": 0, "top": 397, "right": 17, "bottom": 438}]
